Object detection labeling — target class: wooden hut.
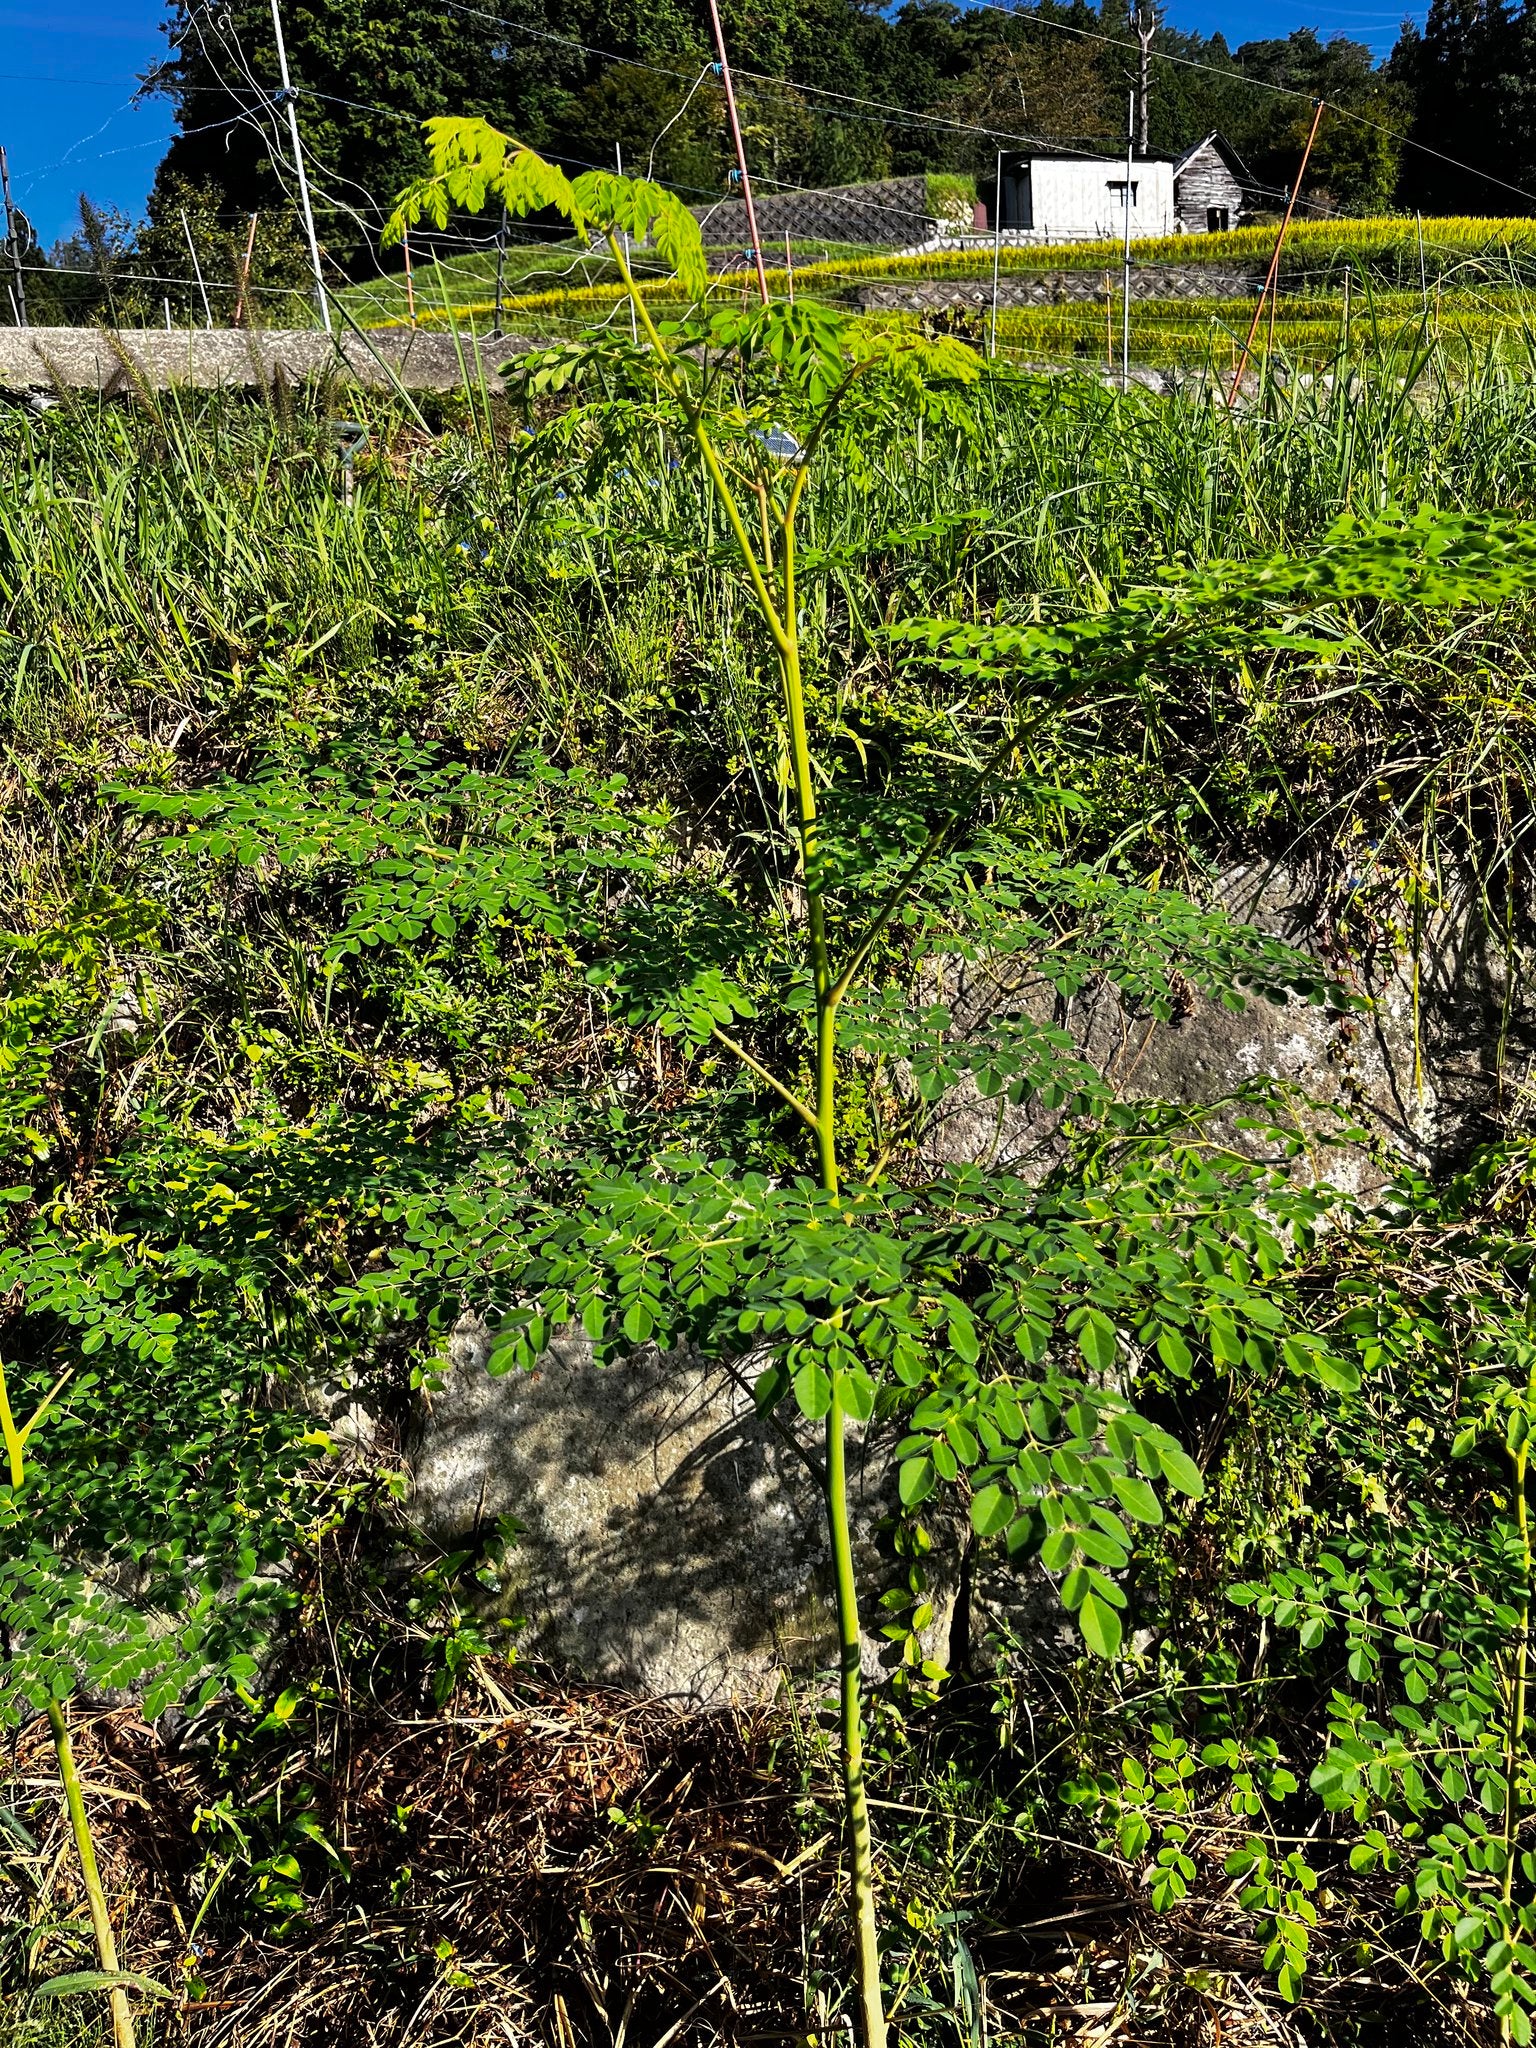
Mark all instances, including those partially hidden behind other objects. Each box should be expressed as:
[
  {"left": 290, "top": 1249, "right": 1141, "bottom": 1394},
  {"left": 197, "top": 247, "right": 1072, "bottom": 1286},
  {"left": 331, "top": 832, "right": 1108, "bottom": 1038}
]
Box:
[{"left": 1172, "top": 134, "right": 1253, "bottom": 234}]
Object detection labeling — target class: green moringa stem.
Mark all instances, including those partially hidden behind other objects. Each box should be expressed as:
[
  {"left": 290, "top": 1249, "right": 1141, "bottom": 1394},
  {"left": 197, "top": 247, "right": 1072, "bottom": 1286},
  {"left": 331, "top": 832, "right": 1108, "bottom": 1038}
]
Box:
[
  {"left": 609, "top": 231, "right": 888, "bottom": 2048},
  {"left": 781, "top": 500, "right": 886, "bottom": 2048},
  {"left": 826, "top": 1384, "right": 887, "bottom": 2048},
  {"left": 46, "top": 1699, "right": 136, "bottom": 2048}
]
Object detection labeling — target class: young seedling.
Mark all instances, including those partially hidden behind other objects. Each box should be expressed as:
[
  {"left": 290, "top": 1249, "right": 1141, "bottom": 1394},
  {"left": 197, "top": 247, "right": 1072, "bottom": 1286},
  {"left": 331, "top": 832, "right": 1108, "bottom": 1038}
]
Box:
[{"left": 376, "top": 127, "right": 1391, "bottom": 2045}]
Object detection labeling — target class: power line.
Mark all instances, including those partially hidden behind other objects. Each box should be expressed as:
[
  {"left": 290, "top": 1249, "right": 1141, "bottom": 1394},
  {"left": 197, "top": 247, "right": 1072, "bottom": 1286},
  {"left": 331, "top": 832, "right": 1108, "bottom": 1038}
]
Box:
[
  {"left": 434, "top": 0, "right": 1536, "bottom": 211},
  {"left": 152, "top": 0, "right": 1533, "bottom": 288},
  {"left": 434, "top": 0, "right": 1119, "bottom": 157},
  {"left": 27, "top": 0, "right": 1536, "bottom": 336},
  {"left": 973, "top": 1, "right": 1536, "bottom": 212}
]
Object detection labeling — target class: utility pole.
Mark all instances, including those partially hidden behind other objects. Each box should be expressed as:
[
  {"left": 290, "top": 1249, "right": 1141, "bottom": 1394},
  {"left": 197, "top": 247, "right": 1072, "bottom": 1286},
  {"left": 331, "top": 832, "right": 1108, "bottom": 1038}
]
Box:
[
  {"left": 1132, "top": 2, "right": 1161, "bottom": 156},
  {"left": 1121, "top": 90, "right": 1134, "bottom": 391},
  {"left": 0, "top": 147, "right": 28, "bottom": 328},
  {"left": 268, "top": 0, "right": 330, "bottom": 333}
]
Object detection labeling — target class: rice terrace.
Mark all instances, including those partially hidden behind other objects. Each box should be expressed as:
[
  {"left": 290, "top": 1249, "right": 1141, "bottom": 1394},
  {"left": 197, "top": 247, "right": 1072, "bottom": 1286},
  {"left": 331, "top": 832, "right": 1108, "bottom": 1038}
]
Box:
[{"left": 12, "top": 1, "right": 1536, "bottom": 2044}]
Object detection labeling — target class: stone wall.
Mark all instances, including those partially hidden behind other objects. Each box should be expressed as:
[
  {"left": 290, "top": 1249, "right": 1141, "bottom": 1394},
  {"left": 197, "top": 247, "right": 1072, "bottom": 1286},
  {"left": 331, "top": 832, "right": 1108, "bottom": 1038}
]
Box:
[
  {"left": 408, "top": 865, "right": 1533, "bottom": 1704},
  {"left": 0, "top": 327, "right": 530, "bottom": 395},
  {"left": 692, "top": 175, "right": 932, "bottom": 250},
  {"left": 409, "top": 1321, "right": 962, "bottom": 1705},
  {"left": 855, "top": 262, "right": 1264, "bottom": 314}
]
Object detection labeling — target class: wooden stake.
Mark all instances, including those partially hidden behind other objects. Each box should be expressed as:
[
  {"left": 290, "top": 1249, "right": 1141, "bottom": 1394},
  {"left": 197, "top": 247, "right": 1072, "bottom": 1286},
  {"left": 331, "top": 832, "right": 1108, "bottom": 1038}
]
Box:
[
  {"left": 1227, "top": 99, "right": 1325, "bottom": 407},
  {"left": 232, "top": 212, "right": 258, "bottom": 328}
]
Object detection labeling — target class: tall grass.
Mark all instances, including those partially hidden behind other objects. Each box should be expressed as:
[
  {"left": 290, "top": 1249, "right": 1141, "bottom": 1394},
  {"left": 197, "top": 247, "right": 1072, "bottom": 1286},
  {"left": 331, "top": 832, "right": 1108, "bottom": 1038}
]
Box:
[
  {"left": 6, "top": 346, "right": 1536, "bottom": 934},
  {"left": 9, "top": 341, "right": 1536, "bottom": 706},
  {"left": 0, "top": 2006, "right": 126, "bottom": 2048},
  {"left": 6, "top": 280, "right": 1536, "bottom": 2040}
]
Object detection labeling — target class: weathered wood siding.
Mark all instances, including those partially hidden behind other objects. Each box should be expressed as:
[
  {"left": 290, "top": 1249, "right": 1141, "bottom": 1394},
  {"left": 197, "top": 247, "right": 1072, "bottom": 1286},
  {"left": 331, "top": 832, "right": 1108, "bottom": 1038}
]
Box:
[{"left": 1174, "top": 144, "right": 1247, "bottom": 233}]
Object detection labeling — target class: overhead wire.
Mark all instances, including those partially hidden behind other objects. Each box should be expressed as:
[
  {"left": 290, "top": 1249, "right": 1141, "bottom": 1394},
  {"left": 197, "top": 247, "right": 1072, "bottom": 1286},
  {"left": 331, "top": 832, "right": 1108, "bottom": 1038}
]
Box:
[
  {"left": 23, "top": 0, "right": 1536, "bottom": 336},
  {"left": 14, "top": 0, "right": 1535, "bottom": 284},
  {"left": 433, "top": 0, "right": 1536, "bottom": 210},
  {"left": 435, "top": 0, "right": 1134, "bottom": 160},
  {"left": 970, "top": 0, "right": 1536, "bottom": 211}
]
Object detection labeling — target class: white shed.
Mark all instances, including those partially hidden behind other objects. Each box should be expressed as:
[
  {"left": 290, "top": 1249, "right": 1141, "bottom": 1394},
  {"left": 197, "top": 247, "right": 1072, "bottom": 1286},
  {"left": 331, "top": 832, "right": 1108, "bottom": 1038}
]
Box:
[{"left": 990, "top": 153, "right": 1177, "bottom": 242}]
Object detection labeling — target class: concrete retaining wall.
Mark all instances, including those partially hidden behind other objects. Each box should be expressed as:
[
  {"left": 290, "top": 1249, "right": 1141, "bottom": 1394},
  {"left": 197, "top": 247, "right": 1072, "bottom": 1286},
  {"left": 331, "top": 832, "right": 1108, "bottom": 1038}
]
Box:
[
  {"left": 856, "top": 263, "right": 1265, "bottom": 313},
  {"left": 0, "top": 327, "right": 531, "bottom": 394},
  {"left": 693, "top": 175, "right": 932, "bottom": 250}
]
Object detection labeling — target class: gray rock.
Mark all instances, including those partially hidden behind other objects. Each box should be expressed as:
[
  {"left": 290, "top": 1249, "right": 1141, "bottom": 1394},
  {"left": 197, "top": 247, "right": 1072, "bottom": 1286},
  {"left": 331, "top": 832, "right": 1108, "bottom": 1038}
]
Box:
[
  {"left": 410, "top": 1315, "right": 959, "bottom": 1705},
  {"left": 920, "top": 861, "right": 1524, "bottom": 1189},
  {"left": 408, "top": 863, "right": 1530, "bottom": 1702}
]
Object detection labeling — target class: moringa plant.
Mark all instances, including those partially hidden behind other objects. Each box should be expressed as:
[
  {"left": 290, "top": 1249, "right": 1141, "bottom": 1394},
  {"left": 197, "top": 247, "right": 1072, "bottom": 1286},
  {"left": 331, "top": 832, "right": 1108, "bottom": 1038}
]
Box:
[
  {"left": 22, "top": 129, "right": 1536, "bottom": 2047},
  {"left": 368, "top": 124, "right": 1536, "bottom": 2043},
  {"left": 0, "top": 902, "right": 330, "bottom": 2033}
]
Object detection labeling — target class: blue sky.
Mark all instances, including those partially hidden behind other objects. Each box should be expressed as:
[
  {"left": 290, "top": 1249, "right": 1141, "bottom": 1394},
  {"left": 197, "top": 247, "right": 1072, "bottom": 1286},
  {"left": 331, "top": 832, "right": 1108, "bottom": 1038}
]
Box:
[
  {"left": 1171, "top": 0, "right": 1415, "bottom": 58},
  {"left": 10, "top": 0, "right": 1419, "bottom": 249},
  {"left": 1, "top": 7, "right": 175, "bottom": 248}
]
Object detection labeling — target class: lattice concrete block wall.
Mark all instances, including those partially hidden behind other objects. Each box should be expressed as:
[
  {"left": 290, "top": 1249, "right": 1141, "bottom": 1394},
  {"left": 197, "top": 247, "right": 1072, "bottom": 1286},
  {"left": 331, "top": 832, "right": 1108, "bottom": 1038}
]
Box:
[
  {"left": 692, "top": 175, "right": 932, "bottom": 249},
  {"left": 855, "top": 264, "right": 1266, "bottom": 313}
]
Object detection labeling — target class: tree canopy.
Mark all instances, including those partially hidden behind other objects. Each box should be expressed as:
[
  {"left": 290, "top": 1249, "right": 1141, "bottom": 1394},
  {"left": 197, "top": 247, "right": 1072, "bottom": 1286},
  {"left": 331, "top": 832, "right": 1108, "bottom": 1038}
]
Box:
[
  {"left": 134, "top": 0, "right": 1439, "bottom": 287},
  {"left": 126, "top": 0, "right": 1536, "bottom": 293}
]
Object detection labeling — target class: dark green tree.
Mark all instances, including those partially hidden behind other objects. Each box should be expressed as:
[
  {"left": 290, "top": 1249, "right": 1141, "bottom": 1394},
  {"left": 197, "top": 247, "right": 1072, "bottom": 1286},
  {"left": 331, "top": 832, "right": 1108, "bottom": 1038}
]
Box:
[
  {"left": 127, "top": 172, "right": 313, "bottom": 324},
  {"left": 141, "top": 0, "right": 898, "bottom": 276},
  {"left": 1231, "top": 30, "right": 1407, "bottom": 217},
  {"left": 1391, "top": 0, "right": 1534, "bottom": 214},
  {"left": 144, "top": 0, "right": 532, "bottom": 276}
]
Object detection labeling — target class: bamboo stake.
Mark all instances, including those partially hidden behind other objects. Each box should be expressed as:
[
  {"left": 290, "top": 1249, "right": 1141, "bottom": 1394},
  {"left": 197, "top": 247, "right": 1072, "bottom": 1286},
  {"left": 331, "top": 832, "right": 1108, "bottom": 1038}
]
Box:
[
  {"left": 232, "top": 212, "right": 258, "bottom": 328},
  {"left": 1226, "top": 98, "right": 1325, "bottom": 407}
]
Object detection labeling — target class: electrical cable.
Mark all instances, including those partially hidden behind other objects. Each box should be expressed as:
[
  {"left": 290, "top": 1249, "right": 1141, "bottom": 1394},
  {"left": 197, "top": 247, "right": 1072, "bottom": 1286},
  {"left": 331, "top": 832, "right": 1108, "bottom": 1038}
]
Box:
[
  {"left": 30, "top": 0, "right": 1536, "bottom": 336},
  {"left": 435, "top": 0, "right": 1130, "bottom": 159},
  {"left": 970, "top": 1, "right": 1536, "bottom": 212},
  {"left": 435, "top": 0, "right": 1536, "bottom": 219},
  {"left": 128, "top": 0, "right": 1391, "bottom": 298}
]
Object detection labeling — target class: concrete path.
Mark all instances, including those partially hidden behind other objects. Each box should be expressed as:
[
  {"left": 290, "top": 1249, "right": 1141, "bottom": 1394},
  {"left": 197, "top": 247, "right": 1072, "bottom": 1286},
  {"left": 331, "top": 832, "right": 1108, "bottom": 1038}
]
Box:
[{"left": 0, "top": 326, "right": 530, "bottom": 394}]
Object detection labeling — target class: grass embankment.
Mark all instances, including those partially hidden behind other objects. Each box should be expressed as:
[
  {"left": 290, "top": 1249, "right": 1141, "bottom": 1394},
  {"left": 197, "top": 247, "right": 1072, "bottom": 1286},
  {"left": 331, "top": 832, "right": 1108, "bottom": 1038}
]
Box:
[{"left": 338, "top": 234, "right": 882, "bottom": 329}]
